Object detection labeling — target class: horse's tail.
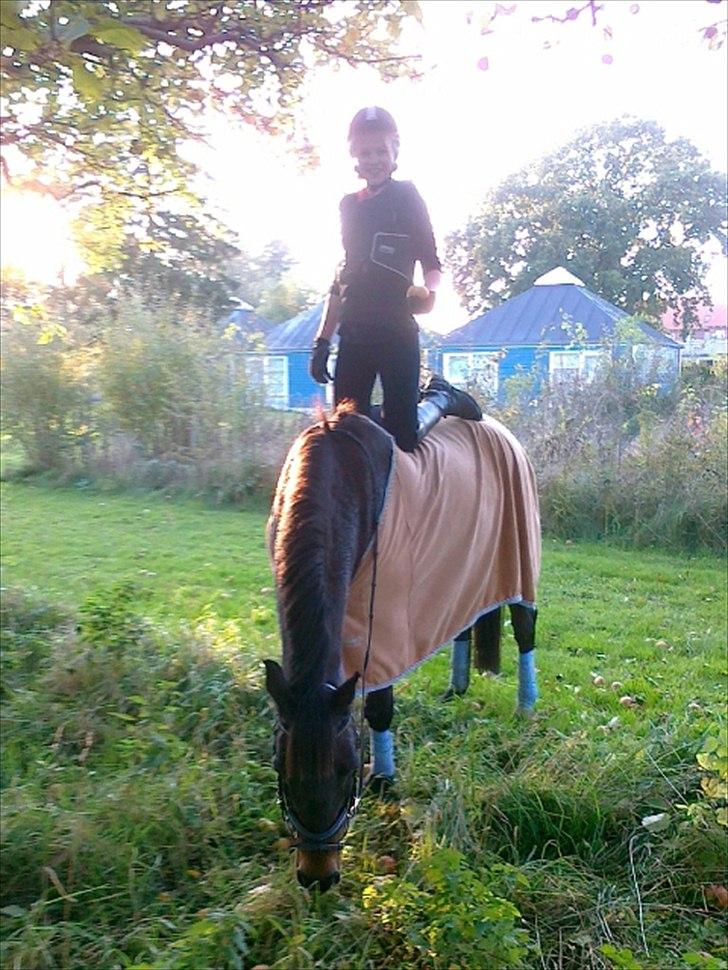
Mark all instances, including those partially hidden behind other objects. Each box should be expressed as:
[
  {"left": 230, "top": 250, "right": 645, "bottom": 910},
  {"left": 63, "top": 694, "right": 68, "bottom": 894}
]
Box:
[{"left": 473, "top": 607, "right": 501, "bottom": 675}]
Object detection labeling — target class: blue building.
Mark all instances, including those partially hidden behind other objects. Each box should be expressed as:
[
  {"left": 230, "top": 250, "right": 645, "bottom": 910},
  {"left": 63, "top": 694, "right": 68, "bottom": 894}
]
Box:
[
  {"left": 247, "top": 301, "right": 442, "bottom": 411},
  {"left": 437, "top": 267, "right": 682, "bottom": 400}
]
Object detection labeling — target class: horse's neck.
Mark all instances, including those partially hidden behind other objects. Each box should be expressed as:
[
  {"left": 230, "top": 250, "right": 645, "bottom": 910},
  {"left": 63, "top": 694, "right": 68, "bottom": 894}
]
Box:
[{"left": 279, "top": 424, "right": 389, "bottom": 689}]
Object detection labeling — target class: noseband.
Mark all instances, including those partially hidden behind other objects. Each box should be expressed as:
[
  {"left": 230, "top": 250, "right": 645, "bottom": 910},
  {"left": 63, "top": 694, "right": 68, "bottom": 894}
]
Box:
[{"left": 274, "top": 709, "right": 362, "bottom": 853}]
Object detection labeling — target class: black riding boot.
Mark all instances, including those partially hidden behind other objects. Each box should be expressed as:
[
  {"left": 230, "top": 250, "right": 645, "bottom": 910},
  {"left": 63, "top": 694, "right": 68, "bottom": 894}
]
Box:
[{"left": 416, "top": 375, "right": 482, "bottom": 443}]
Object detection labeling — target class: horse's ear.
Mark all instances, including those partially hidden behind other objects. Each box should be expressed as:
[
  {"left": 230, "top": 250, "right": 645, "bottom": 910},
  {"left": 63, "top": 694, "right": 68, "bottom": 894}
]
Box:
[
  {"left": 264, "top": 660, "right": 293, "bottom": 720},
  {"left": 330, "top": 672, "right": 360, "bottom": 717}
]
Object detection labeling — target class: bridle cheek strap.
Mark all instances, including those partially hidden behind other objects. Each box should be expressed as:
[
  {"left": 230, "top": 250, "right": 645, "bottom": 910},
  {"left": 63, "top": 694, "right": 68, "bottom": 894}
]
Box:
[{"left": 275, "top": 711, "right": 361, "bottom": 854}]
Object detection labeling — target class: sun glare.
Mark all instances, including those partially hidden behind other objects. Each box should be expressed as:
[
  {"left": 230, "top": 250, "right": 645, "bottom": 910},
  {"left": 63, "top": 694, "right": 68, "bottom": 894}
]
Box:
[{"left": 0, "top": 190, "right": 84, "bottom": 285}]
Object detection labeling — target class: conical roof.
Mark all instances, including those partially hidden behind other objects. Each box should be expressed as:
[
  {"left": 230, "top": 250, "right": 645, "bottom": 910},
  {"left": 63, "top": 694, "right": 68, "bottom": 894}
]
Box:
[
  {"left": 265, "top": 302, "right": 443, "bottom": 351},
  {"left": 446, "top": 274, "right": 681, "bottom": 348}
]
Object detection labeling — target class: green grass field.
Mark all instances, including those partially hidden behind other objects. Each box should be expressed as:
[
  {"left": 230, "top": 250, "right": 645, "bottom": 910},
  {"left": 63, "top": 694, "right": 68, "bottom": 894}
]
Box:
[{"left": 1, "top": 481, "right": 726, "bottom": 970}]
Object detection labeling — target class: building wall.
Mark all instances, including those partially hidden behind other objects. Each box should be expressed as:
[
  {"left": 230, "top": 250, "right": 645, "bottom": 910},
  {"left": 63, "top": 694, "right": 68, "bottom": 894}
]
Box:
[
  {"left": 437, "top": 342, "right": 679, "bottom": 400},
  {"left": 436, "top": 344, "right": 544, "bottom": 400},
  {"left": 287, "top": 352, "right": 330, "bottom": 410},
  {"left": 266, "top": 340, "right": 680, "bottom": 411}
]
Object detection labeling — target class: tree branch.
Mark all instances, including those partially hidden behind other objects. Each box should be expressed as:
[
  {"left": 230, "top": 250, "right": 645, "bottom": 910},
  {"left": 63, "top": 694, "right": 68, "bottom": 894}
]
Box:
[{"left": 123, "top": 17, "right": 263, "bottom": 54}]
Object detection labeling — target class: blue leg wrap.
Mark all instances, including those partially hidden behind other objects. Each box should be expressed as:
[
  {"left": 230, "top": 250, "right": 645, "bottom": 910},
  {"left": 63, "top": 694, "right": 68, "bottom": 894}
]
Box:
[
  {"left": 449, "top": 637, "right": 471, "bottom": 693},
  {"left": 371, "top": 729, "right": 395, "bottom": 778},
  {"left": 518, "top": 650, "right": 538, "bottom": 711}
]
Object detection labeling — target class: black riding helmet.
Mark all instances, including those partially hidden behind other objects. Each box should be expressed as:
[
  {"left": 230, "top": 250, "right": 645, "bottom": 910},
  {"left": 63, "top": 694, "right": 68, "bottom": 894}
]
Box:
[{"left": 348, "top": 106, "right": 399, "bottom": 154}]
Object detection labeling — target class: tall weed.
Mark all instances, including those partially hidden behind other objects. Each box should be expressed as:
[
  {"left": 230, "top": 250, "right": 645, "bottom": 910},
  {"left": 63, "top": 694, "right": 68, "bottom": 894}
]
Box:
[
  {"left": 498, "top": 356, "right": 727, "bottom": 552},
  {"left": 1, "top": 307, "right": 305, "bottom": 500},
  {"left": 0, "top": 326, "right": 89, "bottom": 472}
]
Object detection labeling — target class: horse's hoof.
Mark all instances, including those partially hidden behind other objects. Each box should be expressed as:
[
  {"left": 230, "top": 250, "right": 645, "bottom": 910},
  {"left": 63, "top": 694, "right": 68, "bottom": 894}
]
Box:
[
  {"left": 365, "top": 773, "right": 396, "bottom": 799},
  {"left": 515, "top": 705, "right": 536, "bottom": 719},
  {"left": 441, "top": 686, "right": 467, "bottom": 702}
]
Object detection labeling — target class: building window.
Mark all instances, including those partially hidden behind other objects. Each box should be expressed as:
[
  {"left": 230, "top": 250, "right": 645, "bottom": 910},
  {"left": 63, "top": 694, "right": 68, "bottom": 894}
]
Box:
[
  {"left": 632, "top": 344, "right": 678, "bottom": 377},
  {"left": 442, "top": 352, "right": 499, "bottom": 396},
  {"left": 246, "top": 355, "right": 289, "bottom": 409},
  {"left": 549, "top": 350, "right": 603, "bottom": 384}
]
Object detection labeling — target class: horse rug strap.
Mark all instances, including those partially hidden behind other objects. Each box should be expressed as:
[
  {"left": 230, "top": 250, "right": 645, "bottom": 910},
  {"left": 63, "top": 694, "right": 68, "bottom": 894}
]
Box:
[{"left": 342, "top": 415, "right": 541, "bottom": 692}]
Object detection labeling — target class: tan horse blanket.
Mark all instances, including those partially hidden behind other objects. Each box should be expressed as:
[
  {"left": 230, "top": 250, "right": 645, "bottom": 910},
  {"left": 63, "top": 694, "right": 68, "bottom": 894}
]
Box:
[{"left": 342, "top": 415, "right": 541, "bottom": 691}]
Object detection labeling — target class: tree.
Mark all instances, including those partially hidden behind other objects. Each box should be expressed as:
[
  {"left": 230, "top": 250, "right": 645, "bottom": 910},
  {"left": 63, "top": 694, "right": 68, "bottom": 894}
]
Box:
[
  {"left": 446, "top": 118, "right": 728, "bottom": 335},
  {"left": 108, "top": 210, "right": 242, "bottom": 321},
  {"left": 256, "top": 275, "right": 317, "bottom": 325},
  {"left": 229, "top": 239, "right": 294, "bottom": 310},
  {"left": 0, "top": 0, "right": 420, "bottom": 207},
  {"left": 38, "top": 210, "right": 242, "bottom": 333},
  {"left": 226, "top": 239, "right": 315, "bottom": 324}
]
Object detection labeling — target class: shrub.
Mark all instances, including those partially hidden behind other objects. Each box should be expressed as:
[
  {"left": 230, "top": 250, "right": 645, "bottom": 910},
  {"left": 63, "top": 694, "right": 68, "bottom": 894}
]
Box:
[
  {"left": 362, "top": 845, "right": 530, "bottom": 968},
  {"left": 497, "top": 355, "right": 727, "bottom": 552},
  {"left": 0, "top": 326, "right": 89, "bottom": 471},
  {"left": 98, "top": 311, "right": 224, "bottom": 460},
  {"left": 1, "top": 305, "right": 306, "bottom": 499}
]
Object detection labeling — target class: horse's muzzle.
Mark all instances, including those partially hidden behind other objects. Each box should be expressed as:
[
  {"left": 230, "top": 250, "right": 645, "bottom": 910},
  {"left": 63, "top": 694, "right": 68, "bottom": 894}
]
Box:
[
  {"left": 297, "top": 867, "right": 341, "bottom": 893},
  {"left": 296, "top": 850, "right": 342, "bottom": 892}
]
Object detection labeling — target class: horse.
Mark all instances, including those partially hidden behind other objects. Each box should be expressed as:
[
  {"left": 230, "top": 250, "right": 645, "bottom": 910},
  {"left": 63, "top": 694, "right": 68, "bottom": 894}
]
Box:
[{"left": 264, "top": 403, "right": 540, "bottom": 891}]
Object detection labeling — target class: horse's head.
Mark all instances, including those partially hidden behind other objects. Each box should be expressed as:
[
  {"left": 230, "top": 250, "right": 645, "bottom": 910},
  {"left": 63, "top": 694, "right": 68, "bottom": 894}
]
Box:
[{"left": 264, "top": 660, "right": 360, "bottom": 891}]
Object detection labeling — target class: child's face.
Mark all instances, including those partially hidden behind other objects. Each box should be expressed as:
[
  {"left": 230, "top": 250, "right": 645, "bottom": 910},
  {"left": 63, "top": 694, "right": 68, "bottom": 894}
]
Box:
[{"left": 350, "top": 131, "right": 398, "bottom": 188}]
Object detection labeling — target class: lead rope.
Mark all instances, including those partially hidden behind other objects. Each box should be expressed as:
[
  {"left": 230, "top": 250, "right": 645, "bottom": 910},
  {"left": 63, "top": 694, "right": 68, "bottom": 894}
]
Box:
[
  {"left": 355, "top": 525, "right": 379, "bottom": 805},
  {"left": 327, "top": 421, "right": 385, "bottom": 816}
]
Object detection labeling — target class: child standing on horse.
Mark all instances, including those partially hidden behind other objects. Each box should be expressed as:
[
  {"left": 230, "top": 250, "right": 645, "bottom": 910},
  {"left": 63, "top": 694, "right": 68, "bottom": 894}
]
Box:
[{"left": 310, "top": 106, "right": 481, "bottom": 453}]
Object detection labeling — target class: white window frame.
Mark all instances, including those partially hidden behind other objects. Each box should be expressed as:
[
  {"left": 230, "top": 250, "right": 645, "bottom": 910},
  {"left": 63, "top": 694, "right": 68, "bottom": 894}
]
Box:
[
  {"left": 549, "top": 349, "right": 603, "bottom": 384},
  {"left": 442, "top": 351, "right": 499, "bottom": 396},
  {"left": 245, "top": 354, "right": 289, "bottom": 409},
  {"left": 632, "top": 344, "right": 678, "bottom": 377}
]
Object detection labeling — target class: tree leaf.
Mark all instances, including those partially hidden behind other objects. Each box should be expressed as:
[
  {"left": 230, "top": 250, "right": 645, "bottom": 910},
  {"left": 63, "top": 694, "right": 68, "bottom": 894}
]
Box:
[
  {"left": 0, "top": 9, "right": 41, "bottom": 52},
  {"left": 92, "top": 23, "right": 147, "bottom": 54},
  {"left": 71, "top": 61, "right": 104, "bottom": 102}
]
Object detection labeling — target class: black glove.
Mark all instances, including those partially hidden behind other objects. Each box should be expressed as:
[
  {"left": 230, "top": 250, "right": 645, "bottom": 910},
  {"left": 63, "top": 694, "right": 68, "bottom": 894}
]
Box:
[{"left": 310, "top": 337, "right": 332, "bottom": 384}]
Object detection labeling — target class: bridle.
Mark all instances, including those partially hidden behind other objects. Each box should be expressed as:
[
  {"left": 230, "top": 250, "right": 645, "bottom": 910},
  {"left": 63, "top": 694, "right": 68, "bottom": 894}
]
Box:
[
  {"left": 274, "top": 703, "right": 362, "bottom": 853},
  {"left": 273, "top": 420, "right": 384, "bottom": 855}
]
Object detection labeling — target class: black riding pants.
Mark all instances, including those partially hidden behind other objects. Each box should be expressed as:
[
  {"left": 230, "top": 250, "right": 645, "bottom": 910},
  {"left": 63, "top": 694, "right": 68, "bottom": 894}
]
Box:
[{"left": 334, "top": 328, "right": 420, "bottom": 452}]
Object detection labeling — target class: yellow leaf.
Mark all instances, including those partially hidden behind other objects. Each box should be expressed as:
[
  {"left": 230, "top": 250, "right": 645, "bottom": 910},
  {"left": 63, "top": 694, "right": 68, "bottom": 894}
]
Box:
[
  {"left": 93, "top": 23, "right": 146, "bottom": 53},
  {"left": 701, "top": 776, "right": 725, "bottom": 799},
  {"left": 71, "top": 61, "right": 104, "bottom": 102}
]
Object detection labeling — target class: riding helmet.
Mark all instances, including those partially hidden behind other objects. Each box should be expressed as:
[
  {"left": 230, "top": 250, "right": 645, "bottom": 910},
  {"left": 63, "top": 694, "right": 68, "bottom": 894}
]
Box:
[{"left": 348, "top": 107, "right": 399, "bottom": 148}]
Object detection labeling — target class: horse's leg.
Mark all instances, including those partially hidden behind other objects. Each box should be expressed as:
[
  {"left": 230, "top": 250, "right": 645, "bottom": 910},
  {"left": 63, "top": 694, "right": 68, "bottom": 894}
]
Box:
[
  {"left": 473, "top": 606, "right": 502, "bottom": 675},
  {"left": 364, "top": 686, "right": 395, "bottom": 780},
  {"left": 510, "top": 603, "right": 538, "bottom": 712},
  {"left": 442, "top": 628, "right": 472, "bottom": 699}
]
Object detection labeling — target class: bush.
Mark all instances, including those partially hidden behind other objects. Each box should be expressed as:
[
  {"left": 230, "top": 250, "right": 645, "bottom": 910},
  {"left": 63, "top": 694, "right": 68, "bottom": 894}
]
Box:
[
  {"left": 1, "top": 307, "right": 306, "bottom": 500},
  {"left": 496, "top": 355, "right": 727, "bottom": 552},
  {"left": 0, "top": 327, "right": 89, "bottom": 472},
  {"left": 98, "top": 309, "right": 243, "bottom": 461},
  {"left": 362, "top": 844, "right": 530, "bottom": 968}
]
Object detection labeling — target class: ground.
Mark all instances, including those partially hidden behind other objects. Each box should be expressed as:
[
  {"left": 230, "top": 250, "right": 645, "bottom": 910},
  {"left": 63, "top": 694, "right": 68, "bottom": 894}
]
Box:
[{"left": 1, "top": 481, "right": 726, "bottom": 969}]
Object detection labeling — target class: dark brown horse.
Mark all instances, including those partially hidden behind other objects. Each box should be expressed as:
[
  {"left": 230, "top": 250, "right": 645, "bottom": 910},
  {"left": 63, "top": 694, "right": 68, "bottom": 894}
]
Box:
[{"left": 264, "top": 404, "right": 539, "bottom": 891}]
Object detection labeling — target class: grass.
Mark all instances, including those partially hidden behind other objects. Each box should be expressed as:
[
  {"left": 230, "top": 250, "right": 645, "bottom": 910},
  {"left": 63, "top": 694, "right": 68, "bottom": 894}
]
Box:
[
  {"left": 0, "top": 481, "right": 273, "bottom": 625},
  {"left": 1, "top": 480, "right": 726, "bottom": 970}
]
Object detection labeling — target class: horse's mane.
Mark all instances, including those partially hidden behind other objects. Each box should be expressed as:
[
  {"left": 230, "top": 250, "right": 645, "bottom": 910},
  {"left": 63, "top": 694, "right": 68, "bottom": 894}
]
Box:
[{"left": 273, "top": 403, "right": 361, "bottom": 699}]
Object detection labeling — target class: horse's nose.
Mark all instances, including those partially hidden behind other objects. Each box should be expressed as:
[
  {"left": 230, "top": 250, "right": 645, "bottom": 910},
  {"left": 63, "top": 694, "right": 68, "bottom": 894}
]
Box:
[{"left": 297, "top": 868, "right": 341, "bottom": 892}]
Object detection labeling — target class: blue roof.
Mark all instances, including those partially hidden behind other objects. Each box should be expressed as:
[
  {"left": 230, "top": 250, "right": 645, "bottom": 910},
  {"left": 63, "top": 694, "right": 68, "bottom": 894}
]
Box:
[
  {"left": 265, "top": 302, "right": 329, "bottom": 351},
  {"left": 445, "top": 283, "right": 682, "bottom": 349},
  {"left": 219, "top": 306, "right": 272, "bottom": 341},
  {"left": 265, "top": 301, "right": 443, "bottom": 352}
]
